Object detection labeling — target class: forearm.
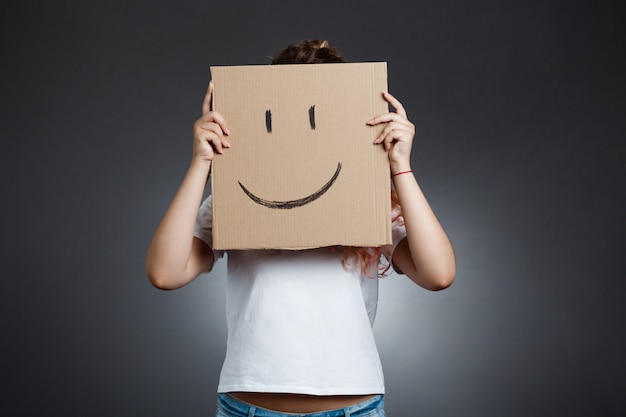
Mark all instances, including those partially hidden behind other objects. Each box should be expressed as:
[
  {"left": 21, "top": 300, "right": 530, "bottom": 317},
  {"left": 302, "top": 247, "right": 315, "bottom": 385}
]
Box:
[
  {"left": 392, "top": 166, "right": 456, "bottom": 290},
  {"left": 369, "top": 91, "right": 455, "bottom": 289},
  {"left": 146, "top": 158, "right": 213, "bottom": 289}
]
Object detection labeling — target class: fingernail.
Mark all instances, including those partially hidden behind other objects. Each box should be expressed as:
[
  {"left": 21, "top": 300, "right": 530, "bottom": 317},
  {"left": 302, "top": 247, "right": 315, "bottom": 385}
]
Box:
[
  {"left": 224, "top": 127, "right": 230, "bottom": 134},
  {"left": 366, "top": 119, "right": 374, "bottom": 125}
]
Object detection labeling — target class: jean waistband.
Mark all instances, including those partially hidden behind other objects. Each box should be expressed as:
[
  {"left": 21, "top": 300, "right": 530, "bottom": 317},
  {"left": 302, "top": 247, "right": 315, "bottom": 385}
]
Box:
[{"left": 217, "top": 393, "right": 384, "bottom": 417}]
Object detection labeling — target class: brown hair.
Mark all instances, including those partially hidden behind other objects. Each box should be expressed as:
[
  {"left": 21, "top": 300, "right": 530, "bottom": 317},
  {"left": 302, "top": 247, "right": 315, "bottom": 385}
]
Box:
[
  {"left": 270, "top": 39, "right": 401, "bottom": 277},
  {"left": 271, "top": 39, "right": 347, "bottom": 65}
]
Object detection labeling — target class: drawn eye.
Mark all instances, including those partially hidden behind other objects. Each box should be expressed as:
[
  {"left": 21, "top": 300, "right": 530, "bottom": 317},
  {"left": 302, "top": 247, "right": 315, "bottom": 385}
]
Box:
[
  {"left": 265, "top": 110, "right": 272, "bottom": 133},
  {"left": 309, "top": 105, "right": 316, "bottom": 130}
]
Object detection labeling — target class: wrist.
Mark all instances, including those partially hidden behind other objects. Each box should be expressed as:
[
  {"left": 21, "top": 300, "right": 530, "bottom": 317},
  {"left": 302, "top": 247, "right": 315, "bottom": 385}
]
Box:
[
  {"left": 392, "top": 169, "right": 413, "bottom": 178},
  {"left": 390, "top": 161, "right": 412, "bottom": 176},
  {"left": 190, "top": 157, "right": 213, "bottom": 174}
]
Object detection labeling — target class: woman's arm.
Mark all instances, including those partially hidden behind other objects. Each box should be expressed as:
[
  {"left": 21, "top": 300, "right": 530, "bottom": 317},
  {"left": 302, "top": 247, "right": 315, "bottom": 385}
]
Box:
[
  {"left": 146, "top": 82, "right": 231, "bottom": 290},
  {"left": 369, "top": 92, "right": 456, "bottom": 290}
]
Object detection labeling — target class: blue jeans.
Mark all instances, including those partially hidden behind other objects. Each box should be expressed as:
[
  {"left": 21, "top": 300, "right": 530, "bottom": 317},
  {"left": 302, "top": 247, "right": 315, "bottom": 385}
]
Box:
[{"left": 216, "top": 393, "right": 386, "bottom": 417}]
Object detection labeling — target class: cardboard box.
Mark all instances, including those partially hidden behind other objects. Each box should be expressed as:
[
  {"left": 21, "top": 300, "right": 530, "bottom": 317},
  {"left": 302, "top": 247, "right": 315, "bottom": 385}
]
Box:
[{"left": 210, "top": 62, "right": 390, "bottom": 250}]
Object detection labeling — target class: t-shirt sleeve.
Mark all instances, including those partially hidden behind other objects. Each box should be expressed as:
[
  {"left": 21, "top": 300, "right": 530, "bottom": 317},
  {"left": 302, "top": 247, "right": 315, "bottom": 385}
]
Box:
[{"left": 193, "top": 195, "right": 225, "bottom": 267}]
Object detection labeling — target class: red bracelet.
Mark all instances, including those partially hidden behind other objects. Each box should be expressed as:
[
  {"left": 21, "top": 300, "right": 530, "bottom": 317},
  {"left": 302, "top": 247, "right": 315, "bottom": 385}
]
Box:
[{"left": 392, "top": 170, "right": 413, "bottom": 177}]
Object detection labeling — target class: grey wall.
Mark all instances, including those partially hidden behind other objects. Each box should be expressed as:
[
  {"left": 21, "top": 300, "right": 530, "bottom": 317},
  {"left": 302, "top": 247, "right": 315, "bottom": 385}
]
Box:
[{"left": 2, "top": 1, "right": 625, "bottom": 416}]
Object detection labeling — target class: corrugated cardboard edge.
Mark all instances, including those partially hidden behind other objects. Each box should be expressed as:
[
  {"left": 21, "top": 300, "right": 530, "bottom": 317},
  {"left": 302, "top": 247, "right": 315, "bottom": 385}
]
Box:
[
  {"left": 372, "top": 63, "right": 392, "bottom": 248},
  {"left": 209, "top": 66, "right": 224, "bottom": 249}
]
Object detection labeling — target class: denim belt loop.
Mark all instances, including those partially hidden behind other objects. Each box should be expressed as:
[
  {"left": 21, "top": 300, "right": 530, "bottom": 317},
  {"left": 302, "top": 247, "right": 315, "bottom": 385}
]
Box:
[
  {"left": 344, "top": 408, "right": 351, "bottom": 417},
  {"left": 247, "top": 405, "right": 256, "bottom": 417}
]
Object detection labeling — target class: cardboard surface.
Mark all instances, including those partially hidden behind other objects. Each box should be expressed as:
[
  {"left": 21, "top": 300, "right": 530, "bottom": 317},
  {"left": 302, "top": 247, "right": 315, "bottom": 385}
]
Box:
[{"left": 210, "top": 62, "right": 390, "bottom": 250}]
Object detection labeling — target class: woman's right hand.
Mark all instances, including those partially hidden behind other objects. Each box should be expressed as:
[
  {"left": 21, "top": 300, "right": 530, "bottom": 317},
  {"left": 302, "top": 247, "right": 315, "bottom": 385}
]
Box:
[{"left": 192, "top": 81, "right": 230, "bottom": 162}]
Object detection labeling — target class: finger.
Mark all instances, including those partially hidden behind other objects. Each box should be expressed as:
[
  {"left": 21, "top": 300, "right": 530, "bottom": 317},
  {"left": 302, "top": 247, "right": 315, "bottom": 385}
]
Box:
[
  {"left": 210, "top": 135, "right": 224, "bottom": 154},
  {"left": 375, "top": 122, "right": 412, "bottom": 147},
  {"left": 381, "top": 130, "right": 404, "bottom": 151},
  {"left": 201, "top": 124, "right": 232, "bottom": 150},
  {"left": 383, "top": 91, "right": 407, "bottom": 118},
  {"left": 374, "top": 122, "right": 402, "bottom": 144},
  {"left": 201, "top": 81, "right": 213, "bottom": 115},
  {"left": 200, "top": 111, "right": 230, "bottom": 135},
  {"left": 367, "top": 112, "right": 407, "bottom": 126},
  {"left": 371, "top": 118, "right": 412, "bottom": 145},
  {"left": 199, "top": 129, "right": 224, "bottom": 155},
  {"left": 198, "top": 122, "right": 224, "bottom": 142}
]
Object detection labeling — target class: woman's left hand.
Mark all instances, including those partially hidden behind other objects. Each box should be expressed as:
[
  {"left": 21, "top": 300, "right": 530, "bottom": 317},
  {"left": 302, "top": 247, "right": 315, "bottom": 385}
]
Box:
[{"left": 367, "top": 92, "right": 415, "bottom": 172}]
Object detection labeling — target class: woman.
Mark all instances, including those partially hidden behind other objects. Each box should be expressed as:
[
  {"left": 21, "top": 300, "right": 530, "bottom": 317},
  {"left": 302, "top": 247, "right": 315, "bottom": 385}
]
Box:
[{"left": 146, "top": 39, "right": 456, "bottom": 417}]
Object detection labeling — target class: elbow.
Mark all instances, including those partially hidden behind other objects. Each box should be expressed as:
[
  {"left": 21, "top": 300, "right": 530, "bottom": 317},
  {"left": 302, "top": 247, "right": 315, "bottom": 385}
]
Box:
[
  {"left": 432, "top": 262, "right": 457, "bottom": 290},
  {"left": 412, "top": 265, "right": 456, "bottom": 291},
  {"left": 427, "top": 271, "right": 456, "bottom": 291},
  {"left": 146, "top": 267, "right": 181, "bottom": 291},
  {"left": 145, "top": 253, "right": 190, "bottom": 290},
  {"left": 146, "top": 272, "right": 169, "bottom": 291},
  {"left": 425, "top": 255, "right": 457, "bottom": 291}
]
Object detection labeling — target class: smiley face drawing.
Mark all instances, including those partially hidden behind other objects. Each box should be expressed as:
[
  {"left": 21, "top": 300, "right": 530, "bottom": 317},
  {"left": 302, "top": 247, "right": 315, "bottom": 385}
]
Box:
[
  {"left": 238, "top": 106, "right": 343, "bottom": 209},
  {"left": 210, "top": 62, "right": 391, "bottom": 250}
]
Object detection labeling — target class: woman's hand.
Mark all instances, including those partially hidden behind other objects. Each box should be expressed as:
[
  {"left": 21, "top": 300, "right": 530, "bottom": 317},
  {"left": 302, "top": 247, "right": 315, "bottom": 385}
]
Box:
[
  {"left": 367, "top": 92, "right": 415, "bottom": 173},
  {"left": 192, "top": 81, "right": 231, "bottom": 162}
]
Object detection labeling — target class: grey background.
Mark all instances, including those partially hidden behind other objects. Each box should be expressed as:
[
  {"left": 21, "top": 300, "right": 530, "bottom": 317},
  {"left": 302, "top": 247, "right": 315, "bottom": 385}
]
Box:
[{"left": 2, "top": 0, "right": 625, "bottom": 416}]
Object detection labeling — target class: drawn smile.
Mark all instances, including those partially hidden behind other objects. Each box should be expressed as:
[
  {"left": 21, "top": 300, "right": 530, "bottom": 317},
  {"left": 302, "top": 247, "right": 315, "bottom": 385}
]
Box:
[{"left": 238, "top": 162, "right": 342, "bottom": 209}]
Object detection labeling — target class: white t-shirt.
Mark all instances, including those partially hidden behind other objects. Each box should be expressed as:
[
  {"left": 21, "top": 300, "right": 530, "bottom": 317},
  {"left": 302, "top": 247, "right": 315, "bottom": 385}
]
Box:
[{"left": 194, "top": 196, "right": 406, "bottom": 395}]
